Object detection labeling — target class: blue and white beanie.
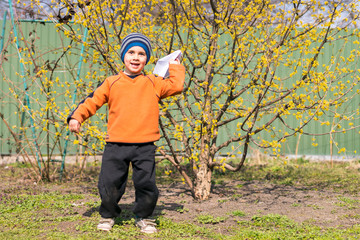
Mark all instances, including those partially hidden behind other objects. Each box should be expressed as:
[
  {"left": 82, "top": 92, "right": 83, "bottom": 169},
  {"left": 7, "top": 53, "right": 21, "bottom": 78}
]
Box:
[{"left": 120, "top": 33, "right": 152, "bottom": 65}]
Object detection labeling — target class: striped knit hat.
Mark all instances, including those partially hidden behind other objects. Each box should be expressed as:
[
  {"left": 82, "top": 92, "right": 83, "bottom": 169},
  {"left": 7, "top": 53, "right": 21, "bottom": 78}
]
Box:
[{"left": 120, "top": 33, "right": 152, "bottom": 65}]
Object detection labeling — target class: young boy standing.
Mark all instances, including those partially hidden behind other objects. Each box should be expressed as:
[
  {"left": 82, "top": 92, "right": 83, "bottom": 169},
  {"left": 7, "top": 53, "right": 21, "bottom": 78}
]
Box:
[{"left": 67, "top": 33, "right": 185, "bottom": 233}]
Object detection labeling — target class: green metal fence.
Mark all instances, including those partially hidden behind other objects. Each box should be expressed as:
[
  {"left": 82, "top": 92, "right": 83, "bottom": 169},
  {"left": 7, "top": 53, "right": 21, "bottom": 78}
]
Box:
[
  {"left": 0, "top": 19, "right": 88, "bottom": 157},
  {"left": 1, "top": 20, "right": 359, "bottom": 159}
]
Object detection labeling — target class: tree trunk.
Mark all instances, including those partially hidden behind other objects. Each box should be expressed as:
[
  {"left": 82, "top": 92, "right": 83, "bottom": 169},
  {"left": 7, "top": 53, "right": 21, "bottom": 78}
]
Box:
[{"left": 193, "top": 164, "right": 212, "bottom": 200}]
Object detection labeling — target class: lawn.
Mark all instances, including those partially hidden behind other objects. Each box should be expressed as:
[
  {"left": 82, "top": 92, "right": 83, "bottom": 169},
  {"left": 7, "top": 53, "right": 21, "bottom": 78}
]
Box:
[{"left": 1, "top": 157, "right": 360, "bottom": 239}]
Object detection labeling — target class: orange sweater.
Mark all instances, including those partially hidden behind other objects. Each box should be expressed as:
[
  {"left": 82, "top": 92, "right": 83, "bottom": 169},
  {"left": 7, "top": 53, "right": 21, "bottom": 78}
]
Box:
[{"left": 67, "top": 64, "right": 185, "bottom": 143}]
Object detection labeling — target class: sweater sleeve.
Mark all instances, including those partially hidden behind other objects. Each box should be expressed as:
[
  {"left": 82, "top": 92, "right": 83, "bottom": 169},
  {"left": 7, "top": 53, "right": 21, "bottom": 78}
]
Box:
[
  {"left": 154, "top": 64, "right": 185, "bottom": 99},
  {"left": 67, "top": 79, "right": 110, "bottom": 124}
]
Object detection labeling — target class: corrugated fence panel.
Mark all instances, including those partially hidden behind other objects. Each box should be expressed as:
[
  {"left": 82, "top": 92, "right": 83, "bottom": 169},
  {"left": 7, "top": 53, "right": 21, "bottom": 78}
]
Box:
[
  {"left": 215, "top": 30, "right": 360, "bottom": 158},
  {"left": 282, "top": 34, "right": 360, "bottom": 158},
  {"left": 0, "top": 20, "right": 20, "bottom": 155},
  {"left": 0, "top": 21, "right": 89, "bottom": 156},
  {"left": 1, "top": 22, "right": 360, "bottom": 158}
]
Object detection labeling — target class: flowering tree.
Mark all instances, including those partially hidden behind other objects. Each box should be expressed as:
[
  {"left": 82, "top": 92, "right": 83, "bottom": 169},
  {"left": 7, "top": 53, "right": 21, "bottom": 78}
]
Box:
[{"left": 3, "top": 0, "right": 360, "bottom": 199}]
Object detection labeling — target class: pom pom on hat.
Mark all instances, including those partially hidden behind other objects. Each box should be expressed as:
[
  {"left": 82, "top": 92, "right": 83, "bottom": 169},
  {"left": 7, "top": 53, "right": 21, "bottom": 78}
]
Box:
[{"left": 120, "top": 33, "right": 152, "bottom": 65}]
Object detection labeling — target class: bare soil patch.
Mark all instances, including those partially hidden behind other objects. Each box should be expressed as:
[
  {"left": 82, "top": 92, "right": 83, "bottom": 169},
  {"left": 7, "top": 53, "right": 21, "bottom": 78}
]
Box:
[{"left": 156, "top": 180, "right": 360, "bottom": 229}]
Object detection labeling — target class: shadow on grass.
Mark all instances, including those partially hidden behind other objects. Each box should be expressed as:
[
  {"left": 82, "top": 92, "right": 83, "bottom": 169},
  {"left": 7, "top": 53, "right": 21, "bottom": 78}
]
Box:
[{"left": 82, "top": 201, "right": 184, "bottom": 222}]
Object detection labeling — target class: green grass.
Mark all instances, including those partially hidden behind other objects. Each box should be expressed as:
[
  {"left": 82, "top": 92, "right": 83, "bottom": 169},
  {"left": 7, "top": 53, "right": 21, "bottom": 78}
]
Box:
[
  {"left": 196, "top": 214, "right": 227, "bottom": 224},
  {"left": 219, "top": 158, "right": 360, "bottom": 194},
  {"left": 336, "top": 196, "right": 359, "bottom": 209},
  {"left": 231, "top": 210, "right": 246, "bottom": 217},
  {"left": 1, "top": 158, "right": 360, "bottom": 239}
]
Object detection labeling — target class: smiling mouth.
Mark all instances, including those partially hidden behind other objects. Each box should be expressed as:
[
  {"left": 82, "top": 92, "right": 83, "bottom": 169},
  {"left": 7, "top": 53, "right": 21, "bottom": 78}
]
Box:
[{"left": 131, "top": 62, "right": 140, "bottom": 67}]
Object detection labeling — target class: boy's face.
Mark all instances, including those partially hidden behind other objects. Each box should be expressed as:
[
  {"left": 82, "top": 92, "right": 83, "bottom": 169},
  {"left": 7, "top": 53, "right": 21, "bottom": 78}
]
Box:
[{"left": 123, "top": 46, "right": 147, "bottom": 75}]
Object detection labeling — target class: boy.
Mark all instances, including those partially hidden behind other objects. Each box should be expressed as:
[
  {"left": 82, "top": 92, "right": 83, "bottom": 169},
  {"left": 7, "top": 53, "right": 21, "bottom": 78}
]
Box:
[{"left": 67, "top": 33, "right": 185, "bottom": 233}]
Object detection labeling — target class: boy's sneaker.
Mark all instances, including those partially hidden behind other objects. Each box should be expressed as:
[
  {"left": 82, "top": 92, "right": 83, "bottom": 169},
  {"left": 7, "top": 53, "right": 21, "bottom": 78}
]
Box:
[
  {"left": 135, "top": 218, "right": 157, "bottom": 234},
  {"left": 97, "top": 217, "right": 115, "bottom": 231}
]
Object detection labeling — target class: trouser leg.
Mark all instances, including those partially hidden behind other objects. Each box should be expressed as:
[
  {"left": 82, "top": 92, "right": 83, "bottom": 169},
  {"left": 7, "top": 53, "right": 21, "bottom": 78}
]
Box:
[
  {"left": 132, "top": 143, "right": 159, "bottom": 218},
  {"left": 98, "top": 143, "right": 130, "bottom": 218}
]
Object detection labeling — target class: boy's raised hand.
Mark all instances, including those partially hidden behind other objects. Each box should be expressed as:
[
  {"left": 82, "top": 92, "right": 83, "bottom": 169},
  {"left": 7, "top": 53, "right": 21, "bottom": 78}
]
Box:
[{"left": 69, "top": 119, "right": 81, "bottom": 133}]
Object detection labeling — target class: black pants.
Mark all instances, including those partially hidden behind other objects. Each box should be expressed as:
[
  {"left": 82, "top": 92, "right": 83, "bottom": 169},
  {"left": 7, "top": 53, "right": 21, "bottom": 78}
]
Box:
[{"left": 98, "top": 142, "right": 159, "bottom": 219}]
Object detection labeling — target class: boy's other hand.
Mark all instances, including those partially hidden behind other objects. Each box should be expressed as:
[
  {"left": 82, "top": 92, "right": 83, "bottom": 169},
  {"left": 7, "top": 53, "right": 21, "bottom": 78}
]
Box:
[
  {"left": 169, "top": 59, "right": 180, "bottom": 65},
  {"left": 69, "top": 119, "right": 81, "bottom": 133}
]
